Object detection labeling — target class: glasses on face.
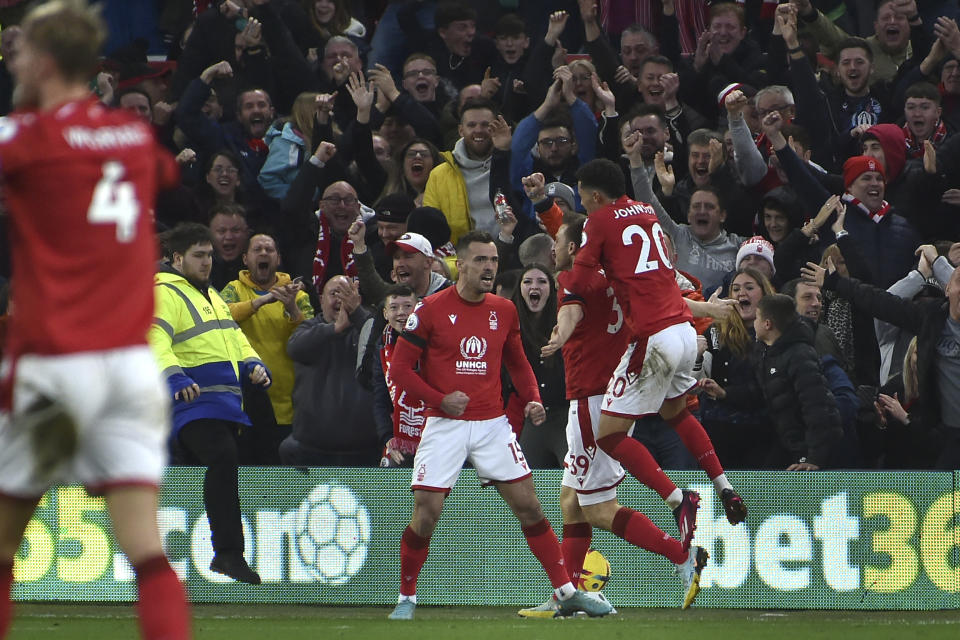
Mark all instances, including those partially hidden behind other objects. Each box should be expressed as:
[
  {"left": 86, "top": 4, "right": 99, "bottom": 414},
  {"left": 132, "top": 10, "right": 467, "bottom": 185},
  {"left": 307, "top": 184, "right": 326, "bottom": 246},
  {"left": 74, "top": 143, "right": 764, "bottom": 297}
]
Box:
[
  {"left": 405, "top": 148, "right": 430, "bottom": 159},
  {"left": 403, "top": 68, "right": 437, "bottom": 79},
  {"left": 211, "top": 165, "right": 239, "bottom": 176},
  {"left": 538, "top": 137, "right": 570, "bottom": 148},
  {"left": 757, "top": 104, "right": 791, "bottom": 117},
  {"left": 321, "top": 196, "right": 358, "bottom": 207}
]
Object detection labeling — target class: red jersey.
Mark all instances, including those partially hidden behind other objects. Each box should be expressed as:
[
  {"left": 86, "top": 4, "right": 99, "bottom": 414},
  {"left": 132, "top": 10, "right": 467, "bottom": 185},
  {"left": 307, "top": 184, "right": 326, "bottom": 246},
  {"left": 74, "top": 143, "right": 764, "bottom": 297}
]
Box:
[
  {"left": 570, "top": 195, "right": 692, "bottom": 339},
  {"left": 0, "top": 98, "right": 178, "bottom": 358},
  {"left": 380, "top": 326, "right": 425, "bottom": 453},
  {"left": 557, "top": 269, "right": 629, "bottom": 399},
  {"left": 391, "top": 286, "right": 540, "bottom": 421}
]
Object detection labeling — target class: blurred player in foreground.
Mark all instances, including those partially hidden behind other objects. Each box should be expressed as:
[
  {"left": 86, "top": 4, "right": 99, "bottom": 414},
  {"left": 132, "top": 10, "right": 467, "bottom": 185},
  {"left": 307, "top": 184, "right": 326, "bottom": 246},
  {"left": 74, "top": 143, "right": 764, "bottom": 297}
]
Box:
[
  {"left": 386, "top": 231, "right": 614, "bottom": 620},
  {"left": 0, "top": 2, "right": 189, "bottom": 638}
]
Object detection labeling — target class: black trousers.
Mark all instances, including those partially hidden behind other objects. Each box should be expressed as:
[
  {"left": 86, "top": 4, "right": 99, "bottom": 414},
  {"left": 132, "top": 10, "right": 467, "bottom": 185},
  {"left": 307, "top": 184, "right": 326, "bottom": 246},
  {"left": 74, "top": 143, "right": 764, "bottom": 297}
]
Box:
[{"left": 177, "top": 418, "right": 244, "bottom": 554}]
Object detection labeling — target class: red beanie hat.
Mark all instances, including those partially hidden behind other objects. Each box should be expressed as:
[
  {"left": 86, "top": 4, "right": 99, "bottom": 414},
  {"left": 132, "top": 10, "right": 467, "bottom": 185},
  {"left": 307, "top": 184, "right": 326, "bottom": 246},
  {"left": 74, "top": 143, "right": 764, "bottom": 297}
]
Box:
[{"left": 843, "top": 155, "right": 885, "bottom": 189}]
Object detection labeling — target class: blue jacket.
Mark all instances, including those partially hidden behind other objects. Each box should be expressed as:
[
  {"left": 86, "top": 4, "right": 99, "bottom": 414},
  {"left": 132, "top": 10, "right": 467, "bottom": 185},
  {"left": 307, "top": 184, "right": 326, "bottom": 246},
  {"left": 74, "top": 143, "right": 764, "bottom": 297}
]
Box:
[
  {"left": 258, "top": 121, "right": 307, "bottom": 200},
  {"left": 509, "top": 98, "right": 597, "bottom": 218}
]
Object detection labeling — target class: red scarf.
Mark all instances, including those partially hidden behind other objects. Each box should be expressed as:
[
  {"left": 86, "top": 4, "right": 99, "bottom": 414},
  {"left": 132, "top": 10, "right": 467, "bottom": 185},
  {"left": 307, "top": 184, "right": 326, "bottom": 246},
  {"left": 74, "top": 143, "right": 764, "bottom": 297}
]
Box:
[
  {"left": 380, "top": 325, "right": 424, "bottom": 455},
  {"left": 311, "top": 213, "right": 357, "bottom": 295},
  {"left": 247, "top": 137, "right": 269, "bottom": 155},
  {"left": 842, "top": 192, "right": 891, "bottom": 223},
  {"left": 903, "top": 120, "right": 947, "bottom": 159}
]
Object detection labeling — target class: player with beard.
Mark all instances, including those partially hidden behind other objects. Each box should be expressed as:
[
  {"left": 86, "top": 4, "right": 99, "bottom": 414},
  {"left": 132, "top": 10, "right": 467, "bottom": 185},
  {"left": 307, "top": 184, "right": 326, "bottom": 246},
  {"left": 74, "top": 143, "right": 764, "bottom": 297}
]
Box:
[
  {"left": 386, "top": 230, "right": 614, "bottom": 620},
  {"left": 0, "top": 3, "right": 189, "bottom": 637},
  {"left": 565, "top": 159, "right": 751, "bottom": 603},
  {"left": 423, "top": 98, "right": 501, "bottom": 243}
]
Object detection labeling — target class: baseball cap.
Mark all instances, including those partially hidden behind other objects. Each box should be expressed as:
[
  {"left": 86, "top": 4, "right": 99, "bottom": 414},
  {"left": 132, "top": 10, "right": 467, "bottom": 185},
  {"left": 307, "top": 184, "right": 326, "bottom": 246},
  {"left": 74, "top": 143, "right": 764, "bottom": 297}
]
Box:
[
  {"left": 545, "top": 182, "right": 577, "bottom": 211},
  {"left": 387, "top": 232, "right": 434, "bottom": 258}
]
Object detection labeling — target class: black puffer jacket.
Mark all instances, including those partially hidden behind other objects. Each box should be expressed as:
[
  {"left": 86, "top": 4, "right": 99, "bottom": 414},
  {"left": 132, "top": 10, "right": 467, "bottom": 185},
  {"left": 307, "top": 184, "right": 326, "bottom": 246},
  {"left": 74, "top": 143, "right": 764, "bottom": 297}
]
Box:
[
  {"left": 826, "top": 271, "right": 954, "bottom": 433},
  {"left": 755, "top": 317, "right": 843, "bottom": 467}
]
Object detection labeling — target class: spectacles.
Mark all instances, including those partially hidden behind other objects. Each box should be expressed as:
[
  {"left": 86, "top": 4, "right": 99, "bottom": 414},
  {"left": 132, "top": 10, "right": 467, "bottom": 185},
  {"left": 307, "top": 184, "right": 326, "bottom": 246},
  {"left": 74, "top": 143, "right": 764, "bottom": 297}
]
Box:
[
  {"left": 211, "top": 166, "right": 239, "bottom": 175},
  {"left": 403, "top": 68, "right": 437, "bottom": 79},
  {"left": 405, "top": 149, "right": 430, "bottom": 159},
  {"left": 538, "top": 137, "right": 571, "bottom": 148},
  {"left": 321, "top": 196, "right": 358, "bottom": 207},
  {"left": 757, "top": 104, "right": 791, "bottom": 117}
]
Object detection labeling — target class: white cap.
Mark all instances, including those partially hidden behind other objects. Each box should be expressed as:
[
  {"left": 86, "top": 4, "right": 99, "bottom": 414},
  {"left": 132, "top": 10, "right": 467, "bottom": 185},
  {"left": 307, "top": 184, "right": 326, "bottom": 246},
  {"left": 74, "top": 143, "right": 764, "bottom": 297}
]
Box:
[{"left": 387, "top": 232, "right": 434, "bottom": 258}]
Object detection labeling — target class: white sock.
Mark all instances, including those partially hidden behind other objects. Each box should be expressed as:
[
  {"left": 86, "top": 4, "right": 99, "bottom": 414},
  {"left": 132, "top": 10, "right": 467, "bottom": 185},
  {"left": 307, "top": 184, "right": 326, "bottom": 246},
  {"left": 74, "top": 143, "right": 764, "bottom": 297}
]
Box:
[
  {"left": 554, "top": 582, "right": 577, "bottom": 600},
  {"left": 713, "top": 473, "right": 733, "bottom": 494},
  {"left": 398, "top": 594, "right": 417, "bottom": 604},
  {"left": 666, "top": 488, "right": 683, "bottom": 510}
]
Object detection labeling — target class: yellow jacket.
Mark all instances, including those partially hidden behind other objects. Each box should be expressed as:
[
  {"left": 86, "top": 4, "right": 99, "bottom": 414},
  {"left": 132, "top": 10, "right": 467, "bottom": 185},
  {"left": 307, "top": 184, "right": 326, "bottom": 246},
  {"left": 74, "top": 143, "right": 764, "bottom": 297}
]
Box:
[
  {"left": 422, "top": 150, "right": 473, "bottom": 245},
  {"left": 220, "top": 271, "right": 313, "bottom": 425}
]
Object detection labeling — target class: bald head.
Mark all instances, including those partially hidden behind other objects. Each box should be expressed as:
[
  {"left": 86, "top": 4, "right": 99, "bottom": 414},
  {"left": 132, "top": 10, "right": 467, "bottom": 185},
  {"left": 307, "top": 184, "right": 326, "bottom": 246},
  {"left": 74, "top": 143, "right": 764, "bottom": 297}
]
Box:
[
  {"left": 321, "top": 275, "right": 352, "bottom": 322},
  {"left": 320, "top": 181, "right": 360, "bottom": 235}
]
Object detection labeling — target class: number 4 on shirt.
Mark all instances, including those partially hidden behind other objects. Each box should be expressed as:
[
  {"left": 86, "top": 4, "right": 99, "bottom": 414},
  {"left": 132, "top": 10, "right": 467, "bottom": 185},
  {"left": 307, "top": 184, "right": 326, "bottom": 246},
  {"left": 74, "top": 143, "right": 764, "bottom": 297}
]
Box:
[{"left": 87, "top": 160, "right": 140, "bottom": 242}]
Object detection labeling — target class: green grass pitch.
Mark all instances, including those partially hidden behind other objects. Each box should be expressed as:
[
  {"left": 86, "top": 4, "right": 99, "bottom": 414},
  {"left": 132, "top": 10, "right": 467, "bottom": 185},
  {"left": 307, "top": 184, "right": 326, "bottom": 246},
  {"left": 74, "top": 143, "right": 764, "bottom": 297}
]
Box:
[{"left": 8, "top": 604, "right": 960, "bottom": 639}]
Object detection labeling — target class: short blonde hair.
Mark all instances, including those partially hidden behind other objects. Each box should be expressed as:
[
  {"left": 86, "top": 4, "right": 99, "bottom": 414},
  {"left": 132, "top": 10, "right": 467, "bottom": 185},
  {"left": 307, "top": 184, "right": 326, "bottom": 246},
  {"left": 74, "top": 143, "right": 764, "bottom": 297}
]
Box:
[{"left": 22, "top": 0, "right": 106, "bottom": 82}]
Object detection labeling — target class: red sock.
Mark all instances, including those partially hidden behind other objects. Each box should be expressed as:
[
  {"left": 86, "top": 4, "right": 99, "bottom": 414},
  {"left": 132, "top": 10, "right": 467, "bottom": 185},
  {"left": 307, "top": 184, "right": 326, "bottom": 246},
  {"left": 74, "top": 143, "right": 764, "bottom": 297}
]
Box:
[
  {"left": 1, "top": 561, "right": 12, "bottom": 639},
  {"left": 561, "top": 523, "right": 591, "bottom": 588},
  {"left": 135, "top": 555, "right": 191, "bottom": 640},
  {"left": 522, "top": 518, "right": 570, "bottom": 589},
  {"left": 667, "top": 409, "right": 724, "bottom": 479},
  {"left": 399, "top": 526, "right": 430, "bottom": 597},
  {"left": 611, "top": 507, "right": 686, "bottom": 565},
  {"left": 596, "top": 432, "right": 677, "bottom": 500}
]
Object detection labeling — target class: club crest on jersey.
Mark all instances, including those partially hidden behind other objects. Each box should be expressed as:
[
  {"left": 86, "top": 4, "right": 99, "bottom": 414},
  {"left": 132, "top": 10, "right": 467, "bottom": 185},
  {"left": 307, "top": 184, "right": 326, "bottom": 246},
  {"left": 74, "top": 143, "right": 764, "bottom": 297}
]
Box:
[
  {"left": 456, "top": 336, "right": 488, "bottom": 375},
  {"left": 405, "top": 312, "right": 419, "bottom": 331},
  {"left": 488, "top": 310, "right": 498, "bottom": 330}
]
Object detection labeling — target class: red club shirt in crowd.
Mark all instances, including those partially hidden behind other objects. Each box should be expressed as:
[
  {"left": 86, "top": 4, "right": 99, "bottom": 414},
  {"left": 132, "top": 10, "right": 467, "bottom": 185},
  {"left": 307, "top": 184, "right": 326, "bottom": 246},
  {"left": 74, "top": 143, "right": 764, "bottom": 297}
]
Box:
[
  {"left": 568, "top": 195, "right": 692, "bottom": 340},
  {"left": 391, "top": 285, "right": 541, "bottom": 421},
  {"left": 0, "top": 97, "right": 178, "bottom": 360},
  {"left": 556, "top": 268, "right": 629, "bottom": 400},
  {"left": 380, "top": 325, "right": 425, "bottom": 453}
]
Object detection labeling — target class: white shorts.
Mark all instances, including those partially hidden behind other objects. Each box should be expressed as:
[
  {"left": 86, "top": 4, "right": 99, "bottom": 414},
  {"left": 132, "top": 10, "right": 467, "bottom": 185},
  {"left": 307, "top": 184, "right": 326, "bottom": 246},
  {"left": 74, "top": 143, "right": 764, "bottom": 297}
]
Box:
[
  {"left": 602, "top": 322, "right": 698, "bottom": 420},
  {"left": 561, "top": 395, "right": 627, "bottom": 506},
  {"left": 0, "top": 346, "right": 170, "bottom": 499},
  {"left": 410, "top": 415, "right": 531, "bottom": 492}
]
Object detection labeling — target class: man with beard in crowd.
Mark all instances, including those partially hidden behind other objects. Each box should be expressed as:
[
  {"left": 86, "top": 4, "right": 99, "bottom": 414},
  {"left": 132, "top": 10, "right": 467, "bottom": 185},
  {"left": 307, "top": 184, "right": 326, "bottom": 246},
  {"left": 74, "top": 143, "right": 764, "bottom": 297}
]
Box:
[{"left": 423, "top": 98, "right": 500, "bottom": 243}]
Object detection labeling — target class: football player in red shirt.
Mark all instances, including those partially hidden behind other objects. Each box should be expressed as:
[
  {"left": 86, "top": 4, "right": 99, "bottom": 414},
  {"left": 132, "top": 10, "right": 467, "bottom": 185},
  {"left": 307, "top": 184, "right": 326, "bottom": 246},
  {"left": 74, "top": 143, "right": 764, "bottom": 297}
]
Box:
[
  {"left": 0, "top": 3, "right": 188, "bottom": 638},
  {"left": 521, "top": 215, "right": 722, "bottom": 613},
  {"left": 386, "top": 231, "right": 614, "bottom": 620},
  {"left": 563, "top": 156, "right": 747, "bottom": 605}
]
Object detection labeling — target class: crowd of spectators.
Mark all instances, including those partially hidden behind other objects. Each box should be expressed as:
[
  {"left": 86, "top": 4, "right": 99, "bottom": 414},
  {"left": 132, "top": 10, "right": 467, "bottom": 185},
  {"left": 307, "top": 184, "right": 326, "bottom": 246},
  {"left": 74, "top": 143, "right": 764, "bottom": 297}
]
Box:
[{"left": 2, "top": 0, "right": 959, "bottom": 471}]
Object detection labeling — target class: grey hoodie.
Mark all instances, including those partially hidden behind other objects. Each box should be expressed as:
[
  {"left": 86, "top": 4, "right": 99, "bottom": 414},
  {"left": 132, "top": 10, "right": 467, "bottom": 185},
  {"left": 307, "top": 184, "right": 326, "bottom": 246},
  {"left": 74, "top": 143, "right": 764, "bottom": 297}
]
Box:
[
  {"left": 631, "top": 166, "right": 747, "bottom": 292},
  {"left": 452, "top": 138, "right": 497, "bottom": 236}
]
